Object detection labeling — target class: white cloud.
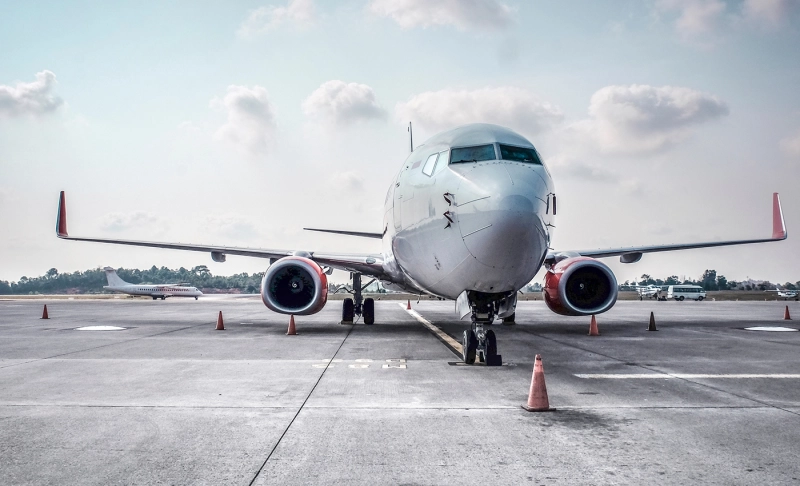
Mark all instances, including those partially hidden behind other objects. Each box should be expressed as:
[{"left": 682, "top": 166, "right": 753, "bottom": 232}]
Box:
[
  {"left": 100, "top": 212, "right": 163, "bottom": 232},
  {"left": 780, "top": 129, "right": 800, "bottom": 158},
  {"left": 742, "top": 0, "right": 792, "bottom": 28},
  {"left": 655, "top": 0, "right": 726, "bottom": 38},
  {"left": 572, "top": 84, "right": 729, "bottom": 154},
  {"left": 0, "top": 70, "right": 63, "bottom": 118},
  {"left": 205, "top": 214, "right": 260, "bottom": 240},
  {"left": 237, "top": 0, "right": 315, "bottom": 37},
  {"left": 332, "top": 171, "right": 365, "bottom": 192},
  {"left": 368, "top": 0, "right": 513, "bottom": 30},
  {"left": 395, "top": 87, "right": 563, "bottom": 135},
  {"left": 302, "top": 80, "right": 386, "bottom": 126},
  {"left": 210, "top": 85, "right": 277, "bottom": 155}
]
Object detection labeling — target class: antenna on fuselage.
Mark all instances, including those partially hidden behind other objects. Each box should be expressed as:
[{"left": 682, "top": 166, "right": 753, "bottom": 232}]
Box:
[{"left": 408, "top": 121, "right": 413, "bottom": 153}]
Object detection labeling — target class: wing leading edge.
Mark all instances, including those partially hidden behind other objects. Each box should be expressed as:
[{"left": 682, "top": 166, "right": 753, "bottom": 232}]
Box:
[
  {"left": 547, "top": 193, "right": 787, "bottom": 264},
  {"left": 56, "top": 192, "right": 386, "bottom": 278}
]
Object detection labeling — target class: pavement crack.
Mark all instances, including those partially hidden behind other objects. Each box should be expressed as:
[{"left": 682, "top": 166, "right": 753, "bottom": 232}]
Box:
[{"left": 248, "top": 324, "right": 355, "bottom": 486}]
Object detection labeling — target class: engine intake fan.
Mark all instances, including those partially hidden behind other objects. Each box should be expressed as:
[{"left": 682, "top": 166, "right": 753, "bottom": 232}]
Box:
[
  {"left": 543, "top": 257, "right": 618, "bottom": 316},
  {"left": 261, "top": 257, "right": 328, "bottom": 315}
]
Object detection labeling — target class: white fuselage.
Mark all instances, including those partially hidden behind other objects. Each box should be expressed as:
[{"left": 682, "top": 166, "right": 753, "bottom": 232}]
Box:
[
  {"left": 104, "top": 284, "right": 203, "bottom": 299},
  {"left": 379, "top": 124, "right": 554, "bottom": 299}
]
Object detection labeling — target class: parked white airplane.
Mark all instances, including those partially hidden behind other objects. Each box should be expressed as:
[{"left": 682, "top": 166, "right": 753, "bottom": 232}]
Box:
[
  {"left": 103, "top": 267, "right": 203, "bottom": 300},
  {"left": 56, "top": 124, "right": 787, "bottom": 365},
  {"left": 766, "top": 285, "right": 799, "bottom": 300}
]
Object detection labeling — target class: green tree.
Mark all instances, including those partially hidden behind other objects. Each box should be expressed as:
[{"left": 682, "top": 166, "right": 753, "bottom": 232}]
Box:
[{"left": 700, "top": 270, "right": 718, "bottom": 290}]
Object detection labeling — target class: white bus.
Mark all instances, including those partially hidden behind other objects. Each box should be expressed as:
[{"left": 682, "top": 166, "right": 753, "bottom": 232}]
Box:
[{"left": 664, "top": 285, "right": 707, "bottom": 301}]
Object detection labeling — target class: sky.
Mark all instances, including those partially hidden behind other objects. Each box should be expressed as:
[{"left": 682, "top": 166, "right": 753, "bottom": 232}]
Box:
[{"left": 1, "top": 0, "right": 799, "bottom": 287}]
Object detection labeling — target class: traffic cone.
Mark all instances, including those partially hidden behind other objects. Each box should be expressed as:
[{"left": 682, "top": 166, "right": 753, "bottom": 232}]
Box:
[
  {"left": 647, "top": 312, "right": 658, "bottom": 331},
  {"left": 215, "top": 311, "right": 224, "bottom": 330},
  {"left": 41, "top": 305, "right": 49, "bottom": 319},
  {"left": 406, "top": 300, "right": 411, "bottom": 310},
  {"left": 522, "top": 355, "right": 553, "bottom": 412},
  {"left": 785, "top": 306, "right": 791, "bottom": 320},
  {"left": 287, "top": 315, "right": 297, "bottom": 335},
  {"left": 588, "top": 315, "right": 599, "bottom": 336}
]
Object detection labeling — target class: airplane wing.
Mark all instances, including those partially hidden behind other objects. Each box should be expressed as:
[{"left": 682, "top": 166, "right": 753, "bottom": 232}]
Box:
[
  {"left": 55, "top": 192, "right": 386, "bottom": 278},
  {"left": 547, "top": 193, "right": 787, "bottom": 264}
]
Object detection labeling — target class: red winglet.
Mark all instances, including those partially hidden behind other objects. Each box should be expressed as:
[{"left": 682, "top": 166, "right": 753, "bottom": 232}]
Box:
[
  {"left": 56, "top": 191, "right": 68, "bottom": 238},
  {"left": 772, "top": 192, "right": 786, "bottom": 240}
]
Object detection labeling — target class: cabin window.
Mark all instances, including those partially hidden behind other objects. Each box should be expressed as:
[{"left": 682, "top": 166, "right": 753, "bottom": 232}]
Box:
[
  {"left": 499, "top": 144, "right": 542, "bottom": 164},
  {"left": 421, "top": 153, "right": 439, "bottom": 176},
  {"left": 449, "top": 144, "right": 496, "bottom": 164}
]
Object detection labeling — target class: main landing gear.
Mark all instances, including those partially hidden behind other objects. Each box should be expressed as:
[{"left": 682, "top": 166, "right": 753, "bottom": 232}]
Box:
[
  {"left": 341, "top": 273, "right": 376, "bottom": 325},
  {"left": 462, "top": 307, "right": 502, "bottom": 367}
]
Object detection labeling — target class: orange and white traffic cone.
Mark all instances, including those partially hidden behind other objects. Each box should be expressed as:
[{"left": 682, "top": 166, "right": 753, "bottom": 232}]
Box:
[
  {"left": 523, "top": 354, "right": 553, "bottom": 412},
  {"left": 406, "top": 300, "right": 411, "bottom": 310},
  {"left": 41, "top": 305, "right": 49, "bottom": 320},
  {"left": 785, "top": 305, "right": 791, "bottom": 320},
  {"left": 287, "top": 315, "right": 297, "bottom": 335},
  {"left": 215, "top": 311, "right": 225, "bottom": 330},
  {"left": 588, "top": 315, "right": 599, "bottom": 336}
]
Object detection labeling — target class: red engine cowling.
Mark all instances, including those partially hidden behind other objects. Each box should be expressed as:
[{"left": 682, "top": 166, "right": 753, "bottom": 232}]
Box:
[
  {"left": 543, "top": 257, "right": 618, "bottom": 316},
  {"left": 261, "top": 257, "right": 328, "bottom": 315}
]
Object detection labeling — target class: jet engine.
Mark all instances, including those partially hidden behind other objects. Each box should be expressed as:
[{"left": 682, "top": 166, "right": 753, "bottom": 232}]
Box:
[
  {"left": 261, "top": 257, "right": 328, "bottom": 315},
  {"left": 543, "top": 257, "right": 618, "bottom": 316}
]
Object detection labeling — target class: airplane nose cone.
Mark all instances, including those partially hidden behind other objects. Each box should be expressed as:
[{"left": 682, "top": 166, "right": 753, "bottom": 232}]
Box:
[{"left": 455, "top": 163, "right": 549, "bottom": 272}]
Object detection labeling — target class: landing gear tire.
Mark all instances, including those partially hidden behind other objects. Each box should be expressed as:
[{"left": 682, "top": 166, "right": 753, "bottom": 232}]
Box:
[
  {"left": 342, "top": 298, "right": 355, "bottom": 323},
  {"left": 484, "top": 330, "right": 502, "bottom": 366},
  {"left": 161, "top": 296, "right": 166, "bottom": 300},
  {"left": 462, "top": 330, "right": 477, "bottom": 364},
  {"left": 502, "top": 313, "right": 515, "bottom": 325},
  {"left": 363, "top": 298, "right": 375, "bottom": 325},
  {"left": 152, "top": 296, "right": 157, "bottom": 300}
]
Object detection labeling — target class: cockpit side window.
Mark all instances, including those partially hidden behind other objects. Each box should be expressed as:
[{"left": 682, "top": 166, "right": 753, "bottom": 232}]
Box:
[
  {"left": 498, "top": 144, "right": 542, "bottom": 164},
  {"left": 421, "top": 153, "right": 439, "bottom": 176},
  {"left": 432, "top": 150, "right": 448, "bottom": 174},
  {"left": 449, "top": 144, "right": 497, "bottom": 164}
]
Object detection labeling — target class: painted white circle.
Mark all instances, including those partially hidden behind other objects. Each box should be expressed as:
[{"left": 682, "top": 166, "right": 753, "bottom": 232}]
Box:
[
  {"left": 75, "top": 326, "right": 127, "bottom": 331},
  {"left": 744, "top": 326, "right": 798, "bottom": 332}
]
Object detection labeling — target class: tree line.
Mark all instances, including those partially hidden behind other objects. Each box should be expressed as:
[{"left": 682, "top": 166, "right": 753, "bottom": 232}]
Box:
[
  {"left": 622, "top": 269, "right": 799, "bottom": 291},
  {"left": 0, "top": 266, "right": 265, "bottom": 295},
  {"left": 1, "top": 266, "right": 797, "bottom": 295}
]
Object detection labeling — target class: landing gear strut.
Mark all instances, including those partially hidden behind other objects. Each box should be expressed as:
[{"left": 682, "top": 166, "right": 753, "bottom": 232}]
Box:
[
  {"left": 462, "top": 305, "right": 502, "bottom": 366},
  {"left": 341, "top": 273, "right": 376, "bottom": 325}
]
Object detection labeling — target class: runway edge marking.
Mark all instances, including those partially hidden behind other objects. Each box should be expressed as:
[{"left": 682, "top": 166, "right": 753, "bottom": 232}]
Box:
[{"left": 398, "top": 303, "right": 463, "bottom": 357}]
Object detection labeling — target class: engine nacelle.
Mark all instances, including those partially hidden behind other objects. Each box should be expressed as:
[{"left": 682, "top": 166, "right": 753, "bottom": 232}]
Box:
[
  {"left": 543, "top": 257, "right": 618, "bottom": 316},
  {"left": 261, "top": 257, "right": 328, "bottom": 315}
]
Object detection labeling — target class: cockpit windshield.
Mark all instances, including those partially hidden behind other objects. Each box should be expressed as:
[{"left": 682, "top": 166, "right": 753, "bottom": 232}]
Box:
[
  {"left": 498, "top": 144, "right": 542, "bottom": 164},
  {"left": 449, "top": 144, "right": 496, "bottom": 164}
]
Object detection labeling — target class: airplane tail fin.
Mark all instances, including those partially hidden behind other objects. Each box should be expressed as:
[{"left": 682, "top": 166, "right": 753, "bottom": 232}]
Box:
[{"left": 104, "top": 267, "right": 130, "bottom": 286}]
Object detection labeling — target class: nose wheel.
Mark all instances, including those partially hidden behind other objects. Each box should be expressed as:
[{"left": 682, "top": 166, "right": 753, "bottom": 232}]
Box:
[{"left": 462, "top": 316, "right": 502, "bottom": 366}]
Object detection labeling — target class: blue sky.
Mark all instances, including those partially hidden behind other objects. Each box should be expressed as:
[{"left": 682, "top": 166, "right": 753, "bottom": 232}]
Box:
[{"left": 1, "top": 0, "right": 799, "bottom": 285}]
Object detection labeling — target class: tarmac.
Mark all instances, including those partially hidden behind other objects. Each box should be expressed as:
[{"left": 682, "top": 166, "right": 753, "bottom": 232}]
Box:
[{"left": 1, "top": 297, "right": 799, "bottom": 485}]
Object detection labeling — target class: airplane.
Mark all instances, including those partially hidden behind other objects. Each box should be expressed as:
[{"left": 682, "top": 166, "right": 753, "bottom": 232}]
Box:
[
  {"left": 765, "top": 285, "right": 799, "bottom": 301},
  {"left": 636, "top": 285, "right": 661, "bottom": 300},
  {"left": 103, "top": 266, "right": 203, "bottom": 300},
  {"left": 55, "top": 123, "right": 787, "bottom": 366}
]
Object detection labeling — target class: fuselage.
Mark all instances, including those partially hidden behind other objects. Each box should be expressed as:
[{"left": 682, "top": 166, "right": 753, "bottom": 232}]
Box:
[
  {"left": 380, "top": 124, "right": 555, "bottom": 299},
  {"left": 104, "top": 284, "right": 203, "bottom": 299}
]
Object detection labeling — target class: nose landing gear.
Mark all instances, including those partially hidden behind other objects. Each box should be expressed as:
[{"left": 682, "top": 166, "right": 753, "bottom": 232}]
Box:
[{"left": 462, "top": 310, "right": 502, "bottom": 366}]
